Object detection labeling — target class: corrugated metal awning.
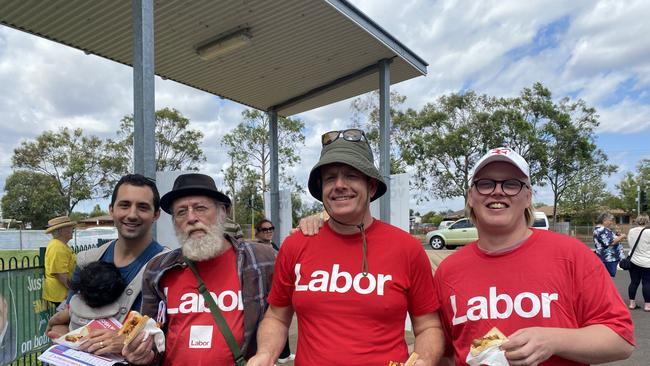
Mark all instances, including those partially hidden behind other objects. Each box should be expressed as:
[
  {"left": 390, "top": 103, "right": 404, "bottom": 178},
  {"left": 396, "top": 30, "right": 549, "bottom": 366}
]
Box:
[{"left": 0, "top": 0, "right": 427, "bottom": 116}]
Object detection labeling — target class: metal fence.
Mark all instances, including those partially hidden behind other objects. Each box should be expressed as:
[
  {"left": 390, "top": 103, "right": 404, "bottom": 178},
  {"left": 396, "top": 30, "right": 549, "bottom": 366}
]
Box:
[
  {"left": 0, "top": 243, "right": 100, "bottom": 366},
  {"left": 550, "top": 223, "right": 634, "bottom": 248}
]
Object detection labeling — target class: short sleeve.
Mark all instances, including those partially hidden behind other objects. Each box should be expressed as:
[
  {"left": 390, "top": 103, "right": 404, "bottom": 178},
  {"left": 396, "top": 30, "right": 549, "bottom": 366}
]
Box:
[
  {"left": 267, "top": 235, "right": 298, "bottom": 307},
  {"left": 575, "top": 248, "right": 635, "bottom": 345},
  {"left": 406, "top": 243, "right": 438, "bottom": 316},
  {"left": 48, "top": 243, "right": 73, "bottom": 274}
]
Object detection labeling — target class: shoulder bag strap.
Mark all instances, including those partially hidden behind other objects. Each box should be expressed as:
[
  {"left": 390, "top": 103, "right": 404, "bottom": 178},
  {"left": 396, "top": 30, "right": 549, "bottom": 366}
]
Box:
[
  {"left": 628, "top": 227, "right": 647, "bottom": 259},
  {"left": 185, "top": 258, "right": 246, "bottom": 366}
]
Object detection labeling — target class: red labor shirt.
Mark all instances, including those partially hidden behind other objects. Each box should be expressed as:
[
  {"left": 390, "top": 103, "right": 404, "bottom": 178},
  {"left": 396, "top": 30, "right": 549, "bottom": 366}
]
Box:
[
  {"left": 268, "top": 220, "right": 437, "bottom": 366},
  {"left": 433, "top": 229, "right": 636, "bottom": 366},
  {"left": 160, "top": 247, "right": 244, "bottom": 366}
]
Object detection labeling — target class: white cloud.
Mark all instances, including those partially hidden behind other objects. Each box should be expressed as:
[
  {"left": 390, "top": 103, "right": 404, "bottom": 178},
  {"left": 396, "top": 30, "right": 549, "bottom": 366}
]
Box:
[{"left": 1, "top": 0, "right": 650, "bottom": 214}]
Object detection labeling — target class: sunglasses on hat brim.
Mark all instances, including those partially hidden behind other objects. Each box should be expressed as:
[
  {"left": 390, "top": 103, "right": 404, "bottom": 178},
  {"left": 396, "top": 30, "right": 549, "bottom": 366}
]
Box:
[{"left": 321, "top": 129, "right": 367, "bottom": 146}]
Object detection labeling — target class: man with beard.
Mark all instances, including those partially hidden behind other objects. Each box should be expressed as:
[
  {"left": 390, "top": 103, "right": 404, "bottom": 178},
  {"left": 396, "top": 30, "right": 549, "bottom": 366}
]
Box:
[
  {"left": 46, "top": 174, "right": 166, "bottom": 356},
  {"left": 123, "top": 173, "right": 276, "bottom": 365}
]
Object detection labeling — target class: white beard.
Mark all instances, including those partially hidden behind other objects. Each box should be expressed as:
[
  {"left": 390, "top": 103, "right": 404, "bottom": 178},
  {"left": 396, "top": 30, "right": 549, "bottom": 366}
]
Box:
[{"left": 176, "top": 219, "right": 229, "bottom": 261}]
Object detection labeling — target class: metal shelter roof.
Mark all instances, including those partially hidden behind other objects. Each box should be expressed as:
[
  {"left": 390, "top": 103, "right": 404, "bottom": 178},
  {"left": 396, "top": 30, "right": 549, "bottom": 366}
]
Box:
[{"left": 0, "top": 0, "right": 427, "bottom": 116}]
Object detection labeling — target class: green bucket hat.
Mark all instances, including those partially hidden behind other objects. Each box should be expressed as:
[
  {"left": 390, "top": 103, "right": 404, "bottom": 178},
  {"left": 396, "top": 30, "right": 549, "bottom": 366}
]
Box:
[{"left": 308, "top": 137, "right": 387, "bottom": 202}]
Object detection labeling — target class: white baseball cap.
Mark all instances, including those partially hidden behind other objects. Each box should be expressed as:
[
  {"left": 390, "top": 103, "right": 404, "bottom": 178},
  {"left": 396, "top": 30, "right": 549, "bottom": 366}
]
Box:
[{"left": 469, "top": 147, "right": 530, "bottom": 183}]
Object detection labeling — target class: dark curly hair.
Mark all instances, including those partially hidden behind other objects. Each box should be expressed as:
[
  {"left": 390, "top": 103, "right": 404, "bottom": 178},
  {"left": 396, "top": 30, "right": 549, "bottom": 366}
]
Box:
[{"left": 71, "top": 261, "right": 126, "bottom": 308}]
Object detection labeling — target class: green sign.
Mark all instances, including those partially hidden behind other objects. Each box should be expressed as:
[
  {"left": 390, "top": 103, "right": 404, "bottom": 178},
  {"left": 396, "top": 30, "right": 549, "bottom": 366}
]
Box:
[{"left": 1, "top": 268, "right": 53, "bottom": 364}]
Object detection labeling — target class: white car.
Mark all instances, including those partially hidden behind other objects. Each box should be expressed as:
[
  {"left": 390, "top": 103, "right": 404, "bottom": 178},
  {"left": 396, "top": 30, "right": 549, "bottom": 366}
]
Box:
[{"left": 532, "top": 211, "right": 549, "bottom": 230}]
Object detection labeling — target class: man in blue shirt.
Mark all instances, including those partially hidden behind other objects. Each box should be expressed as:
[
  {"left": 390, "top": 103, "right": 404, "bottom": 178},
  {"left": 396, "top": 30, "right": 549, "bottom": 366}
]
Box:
[{"left": 46, "top": 174, "right": 165, "bottom": 356}]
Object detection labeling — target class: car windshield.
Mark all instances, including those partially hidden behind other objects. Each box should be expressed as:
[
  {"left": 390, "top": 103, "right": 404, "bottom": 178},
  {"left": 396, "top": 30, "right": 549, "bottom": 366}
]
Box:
[{"left": 532, "top": 218, "right": 547, "bottom": 227}]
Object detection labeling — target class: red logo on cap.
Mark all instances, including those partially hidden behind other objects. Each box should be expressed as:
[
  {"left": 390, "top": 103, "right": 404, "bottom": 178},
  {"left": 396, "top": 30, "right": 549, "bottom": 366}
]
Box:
[{"left": 491, "top": 148, "right": 511, "bottom": 155}]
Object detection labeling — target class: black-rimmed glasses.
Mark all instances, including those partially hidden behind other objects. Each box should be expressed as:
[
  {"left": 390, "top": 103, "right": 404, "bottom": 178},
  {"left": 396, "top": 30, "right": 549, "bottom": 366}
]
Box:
[
  {"left": 473, "top": 179, "right": 528, "bottom": 196},
  {"left": 321, "top": 129, "right": 367, "bottom": 146}
]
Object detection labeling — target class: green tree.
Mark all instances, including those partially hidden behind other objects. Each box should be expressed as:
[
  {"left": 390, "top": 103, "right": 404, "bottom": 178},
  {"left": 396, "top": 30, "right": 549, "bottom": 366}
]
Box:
[
  {"left": 12, "top": 127, "right": 122, "bottom": 212},
  {"left": 420, "top": 211, "right": 444, "bottom": 225},
  {"left": 108, "top": 107, "right": 205, "bottom": 172},
  {"left": 232, "top": 171, "right": 264, "bottom": 237},
  {"left": 1, "top": 171, "right": 67, "bottom": 229},
  {"left": 399, "top": 91, "right": 504, "bottom": 201},
  {"left": 291, "top": 195, "right": 323, "bottom": 227},
  {"left": 69, "top": 211, "right": 90, "bottom": 222},
  {"left": 562, "top": 169, "right": 609, "bottom": 224},
  {"left": 222, "top": 109, "right": 305, "bottom": 207},
  {"left": 89, "top": 204, "right": 108, "bottom": 217},
  {"left": 616, "top": 159, "right": 650, "bottom": 214},
  {"left": 541, "top": 97, "right": 616, "bottom": 222}
]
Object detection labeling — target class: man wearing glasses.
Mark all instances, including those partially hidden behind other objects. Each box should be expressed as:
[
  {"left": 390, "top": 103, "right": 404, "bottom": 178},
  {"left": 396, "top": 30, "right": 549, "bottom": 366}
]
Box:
[
  {"left": 249, "top": 129, "right": 444, "bottom": 366},
  {"left": 434, "top": 147, "right": 634, "bottom": 365},
  {"left": 123, "top": 173, "right": 276, "bottom": 365}
]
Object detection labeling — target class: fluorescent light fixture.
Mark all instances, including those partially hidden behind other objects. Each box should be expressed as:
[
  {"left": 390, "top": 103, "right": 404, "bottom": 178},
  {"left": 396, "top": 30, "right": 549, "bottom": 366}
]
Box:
[{"left": 196, "top": 28, "right": 252, "bottom": 60}]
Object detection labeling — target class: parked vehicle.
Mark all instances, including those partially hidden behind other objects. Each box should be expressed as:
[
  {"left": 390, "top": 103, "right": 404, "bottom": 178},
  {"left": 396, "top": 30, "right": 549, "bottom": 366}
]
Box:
[
  {"left": 426, "top": 218, "right": 477, "bottom": 250},
  {"left": 426, "top": 212, "right": 550, "bottom": 250},
  {"left": 532, "top": 211, "right": 550, "bottom": 230},
  {"left": 437, "top": 220, "right": 455, "bottom": 230}
]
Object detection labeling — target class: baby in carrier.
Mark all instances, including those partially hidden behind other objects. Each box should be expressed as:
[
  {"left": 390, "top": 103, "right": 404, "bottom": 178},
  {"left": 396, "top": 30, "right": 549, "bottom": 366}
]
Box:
[{"left": 49, "top": 261, "right": 126, "bottom": 335}]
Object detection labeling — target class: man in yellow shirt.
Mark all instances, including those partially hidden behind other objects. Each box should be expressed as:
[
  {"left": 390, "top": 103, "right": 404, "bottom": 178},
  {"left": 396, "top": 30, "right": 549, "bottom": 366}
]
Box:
[{"left": 43, "top": 215, "right": 77, "bottom": 307}]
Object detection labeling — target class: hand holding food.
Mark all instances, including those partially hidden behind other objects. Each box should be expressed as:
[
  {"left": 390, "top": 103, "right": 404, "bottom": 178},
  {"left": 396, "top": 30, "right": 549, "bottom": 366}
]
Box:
[
  {"left": 117, "top": 311, "right": 151, "bottom": 345},
  {"left": 388, "top": 352, "right": 419, "bottom": 366},
  {"left": 470, "top": 327, "right": 508, "bottom": 356}
]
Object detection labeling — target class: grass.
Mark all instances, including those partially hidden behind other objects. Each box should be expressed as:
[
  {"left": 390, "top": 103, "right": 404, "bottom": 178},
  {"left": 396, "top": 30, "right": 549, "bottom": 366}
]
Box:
[{"left": 0, "top": 250, "right": 39, "bottom": 270}]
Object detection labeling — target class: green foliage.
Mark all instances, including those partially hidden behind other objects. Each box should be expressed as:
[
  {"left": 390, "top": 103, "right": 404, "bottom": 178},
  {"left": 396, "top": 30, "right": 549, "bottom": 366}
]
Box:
[
  {"left": 11, "top": 127, "right": 121, "bottom": 212},
  {"left": 420, "top": 211, "right": 444, "bottom": 225},
  {"left": 616, "top": 160, "right": 650, "bottom": 214},
  {"left": 221, "top": 109, "right": 305, "bottom": 219},
  {"left": 1, "top": 171, "right": 67, "bottom": 229},
  {"left": 395, "top": 82, "right": 616, "bottom": 221},
  {"left": 69, "top": 211, "right": 89, "bottom": 222},
  {"left": 231, "top": 170, "right": 264, "bottom": 234},
  {"left": 562, "top": 169, "right": 609, "bottom": 224},
  {"left": 89, "top": 204, "right": 108, "bottom": 217},
  {"left": 108, "top": 107, "right": 206, "bottom": 172},
  {"left": 291, "top": 195, "right": 323, "bottom": 227},
  {"left": 399, "top": 91, "right": 504, "bottom": 200}
]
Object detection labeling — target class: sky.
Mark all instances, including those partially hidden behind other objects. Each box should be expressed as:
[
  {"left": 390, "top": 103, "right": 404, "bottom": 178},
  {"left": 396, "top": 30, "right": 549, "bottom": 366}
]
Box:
[{"left": 1, "top": 0, "right": 649, "bottom": 216}]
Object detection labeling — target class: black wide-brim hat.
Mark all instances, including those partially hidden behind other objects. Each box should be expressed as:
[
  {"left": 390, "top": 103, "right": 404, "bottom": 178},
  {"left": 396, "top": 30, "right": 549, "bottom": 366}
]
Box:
[
  {"left": 160, "top": 173, "right": 231, "bottom": 214},
  {"left": 308, "top": 137, "right": 386, "bottom": 202}
]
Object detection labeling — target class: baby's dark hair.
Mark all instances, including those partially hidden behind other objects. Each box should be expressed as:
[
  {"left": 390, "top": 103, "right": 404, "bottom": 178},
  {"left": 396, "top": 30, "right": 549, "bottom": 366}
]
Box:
[{"left": 71, "top": 261, "right": 126, "bottom": 308}]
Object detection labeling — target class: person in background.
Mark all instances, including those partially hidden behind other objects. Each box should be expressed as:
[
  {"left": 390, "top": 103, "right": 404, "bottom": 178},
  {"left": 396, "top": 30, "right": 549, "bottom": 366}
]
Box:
[
  {"left": 255, "top": 219, "right": 279, "bottom": 251},
  {"left": 434, "top": 147, "right": 634, "bottom": 365},
  {"left": 253, "top": 218, "right": 293, "bottom": 363},
  {"left": 626, "top": 213, "right": 650, "bottom": 311},
  {"left": 43, "top": 215, "right": 77, "bottom": 308},
  {"left": 594, "top": 212, "right": 626, "bottom": 277}
]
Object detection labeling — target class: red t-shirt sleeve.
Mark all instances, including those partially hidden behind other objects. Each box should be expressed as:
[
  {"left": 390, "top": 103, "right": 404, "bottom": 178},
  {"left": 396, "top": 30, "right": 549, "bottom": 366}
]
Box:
[
  {"left": 575, "top": 247, "right": 635, "bottom": 345},
  {"left": 267, "top": 233, "right": 299, "bottom": 307},
  {"left": 406, "top": 239, "right": 439, "bottom": 316}
]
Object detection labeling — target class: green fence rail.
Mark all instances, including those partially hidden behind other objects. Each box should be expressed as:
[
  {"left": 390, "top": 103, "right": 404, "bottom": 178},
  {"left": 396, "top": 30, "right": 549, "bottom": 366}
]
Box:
[{"left": 0, "top": 242, "right": 99, "bottom": 366}]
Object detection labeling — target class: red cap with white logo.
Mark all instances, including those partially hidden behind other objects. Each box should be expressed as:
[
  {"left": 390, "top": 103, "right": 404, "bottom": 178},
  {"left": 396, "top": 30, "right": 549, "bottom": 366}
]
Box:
[{"left": 469, "top": 147, "right": 530, "bottom": 183}]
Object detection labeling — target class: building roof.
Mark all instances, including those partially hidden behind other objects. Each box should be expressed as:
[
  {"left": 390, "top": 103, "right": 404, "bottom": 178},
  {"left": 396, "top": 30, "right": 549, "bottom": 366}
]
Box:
[{"left": 0, "top": 0, "right": 427, "bottom": 116}]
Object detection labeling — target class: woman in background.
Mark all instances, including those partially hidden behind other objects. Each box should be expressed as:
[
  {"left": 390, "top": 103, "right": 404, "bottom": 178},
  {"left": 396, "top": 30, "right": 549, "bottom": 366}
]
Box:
[
  {"left": 594, "top": 212, "right": 626, "bottom": 277},
  {"left": 627, "top": 213, "right": 650, "bottom": 311}
]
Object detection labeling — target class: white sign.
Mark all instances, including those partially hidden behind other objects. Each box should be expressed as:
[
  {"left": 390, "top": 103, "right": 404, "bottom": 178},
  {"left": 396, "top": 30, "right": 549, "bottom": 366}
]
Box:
[
  {"left": 370, "top": 173, "right": 410, "bottom": 232},
  {"left": 264, "top": 189, "right": 292, "bottom": 247}
]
